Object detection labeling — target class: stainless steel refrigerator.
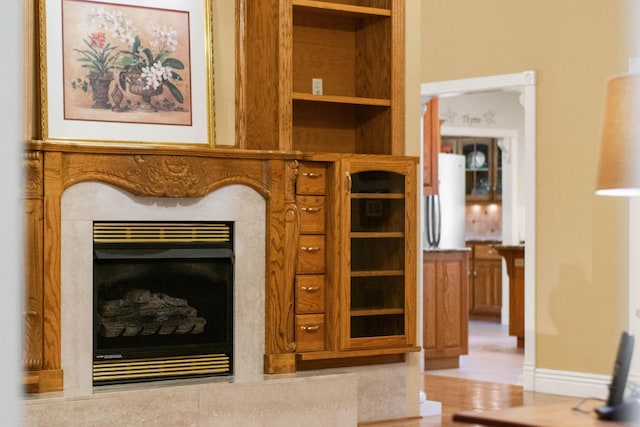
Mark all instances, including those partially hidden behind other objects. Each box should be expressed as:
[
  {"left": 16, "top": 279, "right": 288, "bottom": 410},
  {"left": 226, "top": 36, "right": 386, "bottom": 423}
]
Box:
[{"left": 424, "top": 153, "right": 466, "bottom": 249}]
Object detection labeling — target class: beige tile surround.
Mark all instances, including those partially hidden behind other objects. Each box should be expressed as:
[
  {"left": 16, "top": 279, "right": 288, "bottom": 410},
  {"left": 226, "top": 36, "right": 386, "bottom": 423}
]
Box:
[{"left": 21, "top": 182, "right": 417, "bottom": 425}]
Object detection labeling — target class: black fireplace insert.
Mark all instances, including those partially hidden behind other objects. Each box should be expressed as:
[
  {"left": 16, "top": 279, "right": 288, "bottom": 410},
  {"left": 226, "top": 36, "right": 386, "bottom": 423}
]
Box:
[{"left": 92, "top": 221, "right": 234, "bottom": 385}]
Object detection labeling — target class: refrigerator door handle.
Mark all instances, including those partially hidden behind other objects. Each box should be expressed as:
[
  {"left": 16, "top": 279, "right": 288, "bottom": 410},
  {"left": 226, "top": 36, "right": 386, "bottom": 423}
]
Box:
[{"left": 425, "top": 194, "right": 441, "bottom": 248}]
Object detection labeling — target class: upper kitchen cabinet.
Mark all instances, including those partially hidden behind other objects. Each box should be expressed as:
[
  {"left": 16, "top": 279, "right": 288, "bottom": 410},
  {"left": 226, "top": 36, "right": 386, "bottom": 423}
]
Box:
[
  {"left": 442, "top": 136, "right": 502, "bottom": 202},
  {"left": 422, "top": 98, "right": 440, "bottom": 195},
  {"left": 237, "top": 0, "right": 405, "bottom": 155}
]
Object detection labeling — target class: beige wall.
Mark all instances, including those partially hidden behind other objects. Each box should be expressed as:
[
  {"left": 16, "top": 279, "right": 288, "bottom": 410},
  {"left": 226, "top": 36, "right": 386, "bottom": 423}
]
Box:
[
  {"left": 421, "top": 0, "right": 636, "bottom": 374},
  {"left": 212, "top": 1, "right": 236, "bottom": 146}
]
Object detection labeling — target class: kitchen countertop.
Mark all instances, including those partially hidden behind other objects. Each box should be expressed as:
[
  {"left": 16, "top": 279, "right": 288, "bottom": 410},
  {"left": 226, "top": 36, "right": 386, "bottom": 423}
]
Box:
[
  {"left": 423, "top": 247, "right": 471, "bottom": 253},
  {"left": 495, "top": 244, "right": 525, "bottom": 250}
]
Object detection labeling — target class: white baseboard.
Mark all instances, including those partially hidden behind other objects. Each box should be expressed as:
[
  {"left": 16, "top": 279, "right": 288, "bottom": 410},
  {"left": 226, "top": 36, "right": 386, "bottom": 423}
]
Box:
[{"left": 525, "top": 367, "right": 610, "bottom": 400}]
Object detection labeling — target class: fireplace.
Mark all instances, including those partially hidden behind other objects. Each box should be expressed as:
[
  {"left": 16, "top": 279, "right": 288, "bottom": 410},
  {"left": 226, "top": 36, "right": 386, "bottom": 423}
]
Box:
[{"left": 92, "top": 221, "right": 234, "bottom": 385}]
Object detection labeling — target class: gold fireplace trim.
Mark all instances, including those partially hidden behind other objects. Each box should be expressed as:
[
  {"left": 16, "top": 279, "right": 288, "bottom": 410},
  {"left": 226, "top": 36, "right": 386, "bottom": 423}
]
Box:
[
  {"left": 93, "top": 354, "right": 230, "bottom": 383},
  {"left": 93, "top": 222, "right": 232, "bottom": 244}
]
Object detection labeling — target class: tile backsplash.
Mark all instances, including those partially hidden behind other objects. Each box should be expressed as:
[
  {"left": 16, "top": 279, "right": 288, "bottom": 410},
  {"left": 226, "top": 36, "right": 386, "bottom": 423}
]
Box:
[{"left": 465, "top": 203, "right": 502, "bottom": 241}]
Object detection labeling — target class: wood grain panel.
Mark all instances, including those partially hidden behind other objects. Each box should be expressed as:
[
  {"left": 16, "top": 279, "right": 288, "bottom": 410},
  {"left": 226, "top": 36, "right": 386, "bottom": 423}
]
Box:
[
  {"left": 264, "top": 159, "right": 297, "bottom": 371},
  {"left": 237, "top": 0, "right": 282, "bottom": 150},
  {"left": 355, "top": 16, "right": 390, "bottom": 100},
  {"left": 23, "top": 152, "right": 44, "bottom": 373},
  {"left": 296, "top": 235, "right": 326, "bottom": 274},
  {"left": 293, "top": 101, "right": 357, "bottom": 153},
  {"left": 297, "top": 162, "right": 328, "bottom": 194},
  {"left": 292, "top": 12, "right": 356, "bottom": 96},
  {"left": 422, "top": 98, "right": 440, "bottom": 195},
  {"left": 296, "top": 274, "right": 325, "bottom": 313},
  {"left": 423, "top": 250, "right": 469, "bottom": 368},
  {"left": 298, "top": 196, "right": 326, "bottom": 234},
  {"left": 295, "top": 313, "right": 325, "bottom": 352}
]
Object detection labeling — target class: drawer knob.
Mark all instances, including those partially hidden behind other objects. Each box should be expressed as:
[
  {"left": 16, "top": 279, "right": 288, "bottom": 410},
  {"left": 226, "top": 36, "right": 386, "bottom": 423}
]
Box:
[
  {"left": 301, "top": 286, "right": 320, "bottom": 292},
  {"left": 301, "top": 207, "right": 321, "bottom": 213},
  {"left": 301, "top": 246, "right": 320, "bottom": 253},
  {"left": 302, "top": 172, "right": 322, "bottom": 178},
  {"left": 301, "top": 325, "right": 320, "bottom": 332}
]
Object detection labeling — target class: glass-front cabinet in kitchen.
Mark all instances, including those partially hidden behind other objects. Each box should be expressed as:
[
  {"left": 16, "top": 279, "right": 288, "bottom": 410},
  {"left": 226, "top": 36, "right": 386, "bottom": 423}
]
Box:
[
  {"left": 337, "top": 157, "right": 417, "bottom": 351},
  {"left": 442, "top": 137, "right": 502, "bottom": 202}
]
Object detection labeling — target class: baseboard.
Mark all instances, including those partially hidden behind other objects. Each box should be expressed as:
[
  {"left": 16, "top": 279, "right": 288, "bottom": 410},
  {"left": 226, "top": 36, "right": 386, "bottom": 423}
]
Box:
[{"left": 526, "top": 367, "right": 610, "bottom": 399}]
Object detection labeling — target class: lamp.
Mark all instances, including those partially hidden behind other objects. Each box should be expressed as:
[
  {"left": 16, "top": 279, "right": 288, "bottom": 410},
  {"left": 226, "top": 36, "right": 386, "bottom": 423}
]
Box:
[
  {"left": 595, "top": 74, "right": 640, "bottom": 196},
  {"left": 594, "top": 74, "right": 640, "bottom": 422}
]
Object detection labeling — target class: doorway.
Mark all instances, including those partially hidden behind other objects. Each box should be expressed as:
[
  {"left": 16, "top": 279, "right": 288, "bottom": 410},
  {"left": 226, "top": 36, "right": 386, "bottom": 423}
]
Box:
[{"left": 421, "top": 71, "right": 537, "bottom": 389}]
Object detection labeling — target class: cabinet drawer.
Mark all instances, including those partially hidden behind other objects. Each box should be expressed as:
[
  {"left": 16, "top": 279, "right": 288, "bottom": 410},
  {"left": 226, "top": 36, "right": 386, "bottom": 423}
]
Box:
[
  {"left": 298, "top": 196, "right": 325, "bottom": 234},
  {"left": 296, "top": 235, "right": 325, "bottom": 274},
  {"left": 296, "top": 314, "right": 325, "bottom": 352},
  {"left": 297, "top": 163, "right": 326, "bottom": 195},
  {"left": 474, "top": 244, "right": 501, "bottom": 260},
  {"left": 296, "top": 275, "right": 325, "bottom": 313}
]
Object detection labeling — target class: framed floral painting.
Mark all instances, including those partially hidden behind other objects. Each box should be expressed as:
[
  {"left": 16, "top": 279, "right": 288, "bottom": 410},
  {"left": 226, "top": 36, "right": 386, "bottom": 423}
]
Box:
[{"left": 40, "top": 0, "right": 215, "bottom": 146}]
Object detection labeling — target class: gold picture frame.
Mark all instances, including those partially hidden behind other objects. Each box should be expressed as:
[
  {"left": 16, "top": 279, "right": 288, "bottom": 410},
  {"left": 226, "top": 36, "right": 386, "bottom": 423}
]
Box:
[{"left": 39, "top": 0, "right": 215, "bottom": 146}]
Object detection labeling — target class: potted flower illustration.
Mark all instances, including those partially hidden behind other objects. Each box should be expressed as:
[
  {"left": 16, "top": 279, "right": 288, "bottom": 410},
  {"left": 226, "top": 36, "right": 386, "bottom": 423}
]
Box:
[
  {"left": 73, "top": 32, "right": 119, "bottom": 109},
  {"left": 115, "top": 27, "right": 185, "bottom": 112},
  {"left": 84, "top": 8, "right": 186, "bottom": 113}
]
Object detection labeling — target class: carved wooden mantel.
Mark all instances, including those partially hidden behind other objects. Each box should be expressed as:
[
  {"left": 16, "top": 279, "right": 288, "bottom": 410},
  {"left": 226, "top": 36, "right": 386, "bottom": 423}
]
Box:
[{"left": 23, "top": 142, "right": 303, "bottom": 393}]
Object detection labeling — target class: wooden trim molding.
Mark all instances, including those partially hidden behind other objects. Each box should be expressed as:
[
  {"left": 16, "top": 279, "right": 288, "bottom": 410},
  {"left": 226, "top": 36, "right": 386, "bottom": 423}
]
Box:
[{"left": 23, "top": 144, "right": 301, "bottom": 392}]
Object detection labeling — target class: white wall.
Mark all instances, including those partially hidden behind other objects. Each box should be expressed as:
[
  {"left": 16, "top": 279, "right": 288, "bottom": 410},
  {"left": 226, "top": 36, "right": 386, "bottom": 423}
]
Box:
[{"left": 1, "top": 1, "right": 24, "bottom": 425}]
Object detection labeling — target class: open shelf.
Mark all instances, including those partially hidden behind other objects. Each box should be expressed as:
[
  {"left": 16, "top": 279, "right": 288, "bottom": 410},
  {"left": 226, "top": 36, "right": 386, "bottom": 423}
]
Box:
[
  {"left": 293, "top": 0, "right": 392, "bottom": 18},
  {"left": 351, "top": 269, "right": 403, "bottom": 277},
  {"left": 351, "top": 308, "right": 404, "bottom": 317},
  {"left": 292, "top": 92, "right": 390, "bottom": 106}
]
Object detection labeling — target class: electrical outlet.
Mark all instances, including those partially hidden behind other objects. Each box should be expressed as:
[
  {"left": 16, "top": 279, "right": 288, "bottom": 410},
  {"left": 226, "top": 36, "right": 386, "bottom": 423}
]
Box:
[{"left": 312, "top": 78, "right": 323, "bottom": 95}]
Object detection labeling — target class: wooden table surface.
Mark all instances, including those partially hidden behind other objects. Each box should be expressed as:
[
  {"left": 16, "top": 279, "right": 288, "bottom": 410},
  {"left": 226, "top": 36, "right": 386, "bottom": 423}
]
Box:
[{"left": 453, "top": 401, "right": 639, "bottom": 426}]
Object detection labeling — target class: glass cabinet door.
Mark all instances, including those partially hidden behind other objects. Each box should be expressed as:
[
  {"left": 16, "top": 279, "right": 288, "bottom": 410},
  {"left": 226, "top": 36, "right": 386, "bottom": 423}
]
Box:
[
  {"left": 342, "top": 160, "right": 416, "bottom": 350},
  {"left": 442, "top": 137, "right": 501, "bottom": 202},
  {"left": 460, "top": 140, "right": 491, "bottom": 200}
]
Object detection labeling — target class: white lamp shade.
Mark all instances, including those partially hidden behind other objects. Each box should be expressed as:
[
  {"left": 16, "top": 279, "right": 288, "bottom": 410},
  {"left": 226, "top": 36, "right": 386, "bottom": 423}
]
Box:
[{"left": 595, "top": 74, "right": 640, "bottom": 196}]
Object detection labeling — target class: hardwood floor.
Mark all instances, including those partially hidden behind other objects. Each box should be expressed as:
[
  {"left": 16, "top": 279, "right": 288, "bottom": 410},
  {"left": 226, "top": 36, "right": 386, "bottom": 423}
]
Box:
[
  {"left": 360, "top": 321, "right": 581, "bottom": 426},
  {"left": 361, "top": 375, "right": 579, "bottom": 426}
]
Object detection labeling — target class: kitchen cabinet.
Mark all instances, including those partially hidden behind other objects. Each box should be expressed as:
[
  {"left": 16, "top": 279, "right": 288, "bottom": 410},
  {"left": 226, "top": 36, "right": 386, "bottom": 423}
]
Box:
[
  {"left": 441, "top": 137, "right": 502, "bottom": 202},
  {"left": 496, "top": 245, "right": 525, "bottom": 347},
  {"left": 423, "top": 249, "right": 469, "bottom": 369},
  {"left": 467, "top": 242, "right": 502, "bottom": 321},
  {"left": 238, "top": 0, "right": 405, "bottom": 156},
  {"left": 423, "top": 98, "right": 440, "bottom": 195}
]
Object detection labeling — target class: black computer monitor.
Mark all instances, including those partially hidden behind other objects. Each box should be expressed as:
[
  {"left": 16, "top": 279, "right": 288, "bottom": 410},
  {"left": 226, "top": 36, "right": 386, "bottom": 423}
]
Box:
[{"left": 596, "top": 331, "right": 639, "bottom": 421}]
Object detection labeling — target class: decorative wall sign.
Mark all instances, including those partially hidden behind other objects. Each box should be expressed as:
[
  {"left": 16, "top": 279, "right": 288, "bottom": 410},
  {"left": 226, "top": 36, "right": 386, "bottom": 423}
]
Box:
[{"left": 40, "top": 0, "right": 215, "bottom": 146}]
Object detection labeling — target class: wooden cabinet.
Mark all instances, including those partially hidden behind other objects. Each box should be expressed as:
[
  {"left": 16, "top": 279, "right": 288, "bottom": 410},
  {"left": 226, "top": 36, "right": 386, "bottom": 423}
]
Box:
[
  {"left": 295, "top": 162, "right": 328, "bottom": 353},
  {"left": 423, "top": 97, "right": 440, "bottom": 195},
  {"left": 441, "top": 137, "right": 502, "bottom": 202},
  {"left": 238, "top": 0, "right": 405, "bottom": 155},
  {"left": 296, "top": 156, "right": 419, "bottom": 367},
  {"left": 496, "top": 245, "right": 525, "bottom": 347},
  {"left": 339, "top": 157, "right": 417, "bottom": 351},
  {"left": 423, "top": 250, "right": 469, "bottom": 369},
  {"left": 238, "top": 0, "right": 418, "bottom": 370},
  {"left": 467, "top": 242, "right": 502, "bottom": 321}
]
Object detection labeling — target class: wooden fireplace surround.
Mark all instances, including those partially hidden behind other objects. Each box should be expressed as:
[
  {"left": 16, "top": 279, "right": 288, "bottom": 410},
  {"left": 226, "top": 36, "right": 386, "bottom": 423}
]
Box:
[{"left": 23, "top": 141, "right": 304, "bottom": 393}]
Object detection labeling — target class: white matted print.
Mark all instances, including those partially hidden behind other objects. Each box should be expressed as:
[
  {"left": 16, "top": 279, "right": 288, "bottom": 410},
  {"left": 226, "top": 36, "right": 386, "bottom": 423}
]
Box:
[{"left": 41, "top": 0, "right": 214, "bottom": 145}]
